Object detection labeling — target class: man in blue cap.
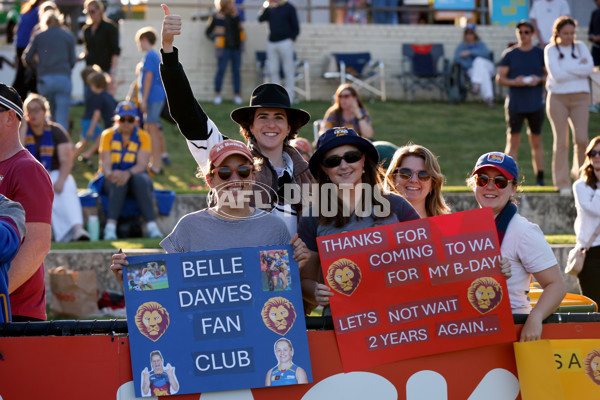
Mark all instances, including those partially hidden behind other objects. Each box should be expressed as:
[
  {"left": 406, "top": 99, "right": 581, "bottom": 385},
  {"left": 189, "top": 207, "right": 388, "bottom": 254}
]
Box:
[{"left": 98, "top": 101, "right": 163, "bottom": 240}]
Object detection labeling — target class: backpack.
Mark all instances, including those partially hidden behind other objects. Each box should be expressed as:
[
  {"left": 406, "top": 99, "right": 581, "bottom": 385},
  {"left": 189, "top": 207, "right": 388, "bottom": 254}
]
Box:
[{"left": 446, "top": 62, "right": 468, "bottom": 104}]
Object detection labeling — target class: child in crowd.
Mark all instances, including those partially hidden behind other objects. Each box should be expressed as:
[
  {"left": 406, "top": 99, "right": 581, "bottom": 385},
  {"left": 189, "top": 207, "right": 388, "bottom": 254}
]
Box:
[
  {"left": 73, "top": 66, "right": 117, "bottom": 166},
  {"left": 135, "top": 26, "right": 169, "bottom": 175}
]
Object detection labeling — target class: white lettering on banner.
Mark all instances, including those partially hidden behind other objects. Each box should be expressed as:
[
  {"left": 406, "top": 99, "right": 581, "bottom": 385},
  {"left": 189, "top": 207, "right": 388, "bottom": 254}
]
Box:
[
  {"left": 200, "top": 315, "right": 242, "bottom": 335},
  {"left": 385, "top": 268, "right": 420, "bottom": 284},
  {"left": 429, "top": 264, "right": 451, "bottom": 278},
  {"left": 395, "top": 228, "right": 428, "bottom": 244},
  {"left": 338, "top": 311, "right": 379, "bottom": 332},
  {"left": 455, "top": 256, "right": 500, "bottom": 275},
  {"left": 405, "top": 368, "right": 519, "bottom": 400},
  {"left": 369, "top": 245, "right": 434, "bottom": 266},
  {"left": 253, "top": 367, "right": 519, "bottom": 398},
  {"left": 437, "top": 320, "right": 485, "bottom": 336},
  {"left": 181, "top": 257, "right": 243, "bottom": 278},
  {"left": 444, "top": 238, "right": 495, "bottom": 256},
  {"left": 179, "top": 284, "right": 252, "bottom": 307},
  {"left": 321, "top": 231, "right": 383, "bottom": 252},
  {"left": 194, "top": 350, "right": 251, "bottom": 372}
]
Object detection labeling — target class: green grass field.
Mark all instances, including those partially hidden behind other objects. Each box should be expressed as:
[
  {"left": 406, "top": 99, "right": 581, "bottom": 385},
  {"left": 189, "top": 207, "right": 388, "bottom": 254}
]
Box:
[
  {"left": 67, "top": 100, "right": 600, "bottom": 191},
  {"left": 57, "top": 99, "right": 590, "bottom": 250}
]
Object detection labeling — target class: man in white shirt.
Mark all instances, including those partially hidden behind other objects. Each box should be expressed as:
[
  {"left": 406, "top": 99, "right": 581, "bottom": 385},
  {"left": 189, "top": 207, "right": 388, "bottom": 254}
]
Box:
[{"left": 529, "top": 0, "right": 571, "bottom": 47}]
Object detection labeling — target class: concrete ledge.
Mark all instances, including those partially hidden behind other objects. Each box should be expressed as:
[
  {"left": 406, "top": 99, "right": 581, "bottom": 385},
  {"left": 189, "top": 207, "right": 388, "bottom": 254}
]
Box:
[
  {"left": 44, "top": 245, "right": 580, "bottom": 307},
  {"left": 148, "top": 192, "right": 575, "bottom": 237},
  {"left": 445, "top": 192, "right": 576, "bottom": 235}
]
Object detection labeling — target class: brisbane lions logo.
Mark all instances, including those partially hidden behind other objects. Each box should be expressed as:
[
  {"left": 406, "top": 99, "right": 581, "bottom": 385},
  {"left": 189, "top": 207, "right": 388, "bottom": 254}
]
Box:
[
  {"left": 326, "top": 258, "right": 362, "bottom": 296},
  {"left": 261, "top": 297, "right": 296, "bottom": 336},
  {"left": 584, "top": 348, "right": 600, "bottom": 385},
  {"left": 135, "top": 301, "right": 170, "bottom": 342},
  {"left": 467, "top": 277, "right": 503, "bottom": 314}
]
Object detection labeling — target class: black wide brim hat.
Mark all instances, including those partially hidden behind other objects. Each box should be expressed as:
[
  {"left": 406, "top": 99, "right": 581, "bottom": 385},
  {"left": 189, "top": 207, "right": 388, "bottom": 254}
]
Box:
[
  {"left": 230, "top": 83, "right": 311, "bottom": 129},
  {"left": 309, "top": 127, "right": 379, "bottom": 177}
]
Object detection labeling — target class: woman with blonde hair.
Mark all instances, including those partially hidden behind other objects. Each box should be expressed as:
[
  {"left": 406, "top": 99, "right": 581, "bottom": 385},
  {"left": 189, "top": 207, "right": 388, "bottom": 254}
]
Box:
[
  {"left": 319, "top": 83, "right": 374, "bottom": 139},
  {"left": 572, "top": 136, "right": 600, "bottom": 304},
  {"left": 385, "top": 143, "right": 450, "bottom": 218},
  {"left": 19, "top": 93, "right": 89, "bottom": 241},
  {"left": 545, "top": 16, "right": 594, "bottom": 195}
]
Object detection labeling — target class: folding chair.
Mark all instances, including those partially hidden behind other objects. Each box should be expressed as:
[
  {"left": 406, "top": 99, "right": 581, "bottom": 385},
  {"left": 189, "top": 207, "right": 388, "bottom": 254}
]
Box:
[
  {"left": 255, "top": 51, "right": 311, "bottom": 101},
  {"left": 400, "top": 44, "right": 450, "bottom": 102},
  {"left": 323, "top": 52, "right": 386, "bottom": 101}
]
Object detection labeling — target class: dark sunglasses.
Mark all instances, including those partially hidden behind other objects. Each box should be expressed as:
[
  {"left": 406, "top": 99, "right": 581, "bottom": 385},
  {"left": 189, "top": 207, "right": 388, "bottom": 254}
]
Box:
[
  {"left": 321, "top": 150, "right": 363, "bottom": 168},
  {"left": 119, "top": 116, "right": 135, "bottom": 123},
  {"left": 588, "top": 150, "right": 600, "bottom": 157},
  {"left": 212, "top": 165, "right": 253, "bottom": 180},
  {"left": 395, "top": 168, "right": 431, "bottom": 182},
  {"left": 476, "top": 174, "right": 511, "bottom": 189},
  {"left": 518, "top": 30, "right": 532, "bottom": 35}
]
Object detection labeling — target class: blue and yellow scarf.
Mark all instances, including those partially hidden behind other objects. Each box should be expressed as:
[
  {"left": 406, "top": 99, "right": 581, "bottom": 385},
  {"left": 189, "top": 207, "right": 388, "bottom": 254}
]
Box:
[
  {"left": 110, "top": 126, "right": 141, "bottom": 171},
  {"left": 25, "top": 125, "right": 54, "bottom": 171}
]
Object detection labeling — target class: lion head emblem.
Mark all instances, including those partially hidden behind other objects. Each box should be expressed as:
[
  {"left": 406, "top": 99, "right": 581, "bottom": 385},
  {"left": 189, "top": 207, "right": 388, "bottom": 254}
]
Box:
[
  {"left": 261, "top": 297, "right": 296, "bottom": 336},
  {"left": 135, "top": 301, "right": 170, "bottom": 342},
  {"left": 467, "top": 277, "right": 503, "bottom": 314},
  {"left": 584, "top": 348, "right": 600, "bottom": 385},
  {"left": 326, "top": 258, "right": 362, "bottom": 296}
]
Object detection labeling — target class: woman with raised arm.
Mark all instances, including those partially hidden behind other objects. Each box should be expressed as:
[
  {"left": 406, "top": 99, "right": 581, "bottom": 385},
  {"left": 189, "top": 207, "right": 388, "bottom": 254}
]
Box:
[{"left": 160, "top": 4, "right": 313, "bottom": 236}]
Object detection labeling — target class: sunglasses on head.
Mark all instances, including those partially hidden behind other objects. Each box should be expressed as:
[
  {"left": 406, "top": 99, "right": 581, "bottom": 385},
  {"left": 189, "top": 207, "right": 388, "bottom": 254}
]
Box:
[
  {"left": 395, "top": 168, "right": 431, "bottom": 182},
  {"left": 475, "top": 174, "right": 512, "bottom": 189},
  {"left": 339, "top": 92, "right": 353, "bottom": 99},
  {"left": 588, "top": 150, "right": 600, "bottom": 157},
  {"left": 119, "top": 116, "right": 135, "bottom": 123},
  {"left": 321, "top": 150, "right": 363, "bottom": 168},
  {"left": 212, "top": 165, "right": 253, "bottom": 180}
]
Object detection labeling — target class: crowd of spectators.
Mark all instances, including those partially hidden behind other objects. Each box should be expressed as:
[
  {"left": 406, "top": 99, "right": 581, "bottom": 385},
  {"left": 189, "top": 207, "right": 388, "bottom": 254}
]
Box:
[{"left": 2, "top": 2, "right": 599, "bottom": 332}]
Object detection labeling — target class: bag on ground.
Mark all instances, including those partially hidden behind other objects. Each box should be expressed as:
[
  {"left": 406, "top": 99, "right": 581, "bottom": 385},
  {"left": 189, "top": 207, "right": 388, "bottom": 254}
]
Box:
[
  {"left": 565, "top": 247, "right": 585, "bottom": 276},
  {"left": 49, "top": 266, "right": 100, "bottom": 318}
]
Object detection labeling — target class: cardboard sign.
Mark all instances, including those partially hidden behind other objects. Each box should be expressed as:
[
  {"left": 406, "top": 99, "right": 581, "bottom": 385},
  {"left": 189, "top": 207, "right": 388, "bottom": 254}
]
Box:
[
  {"left": 123, "top": 245, "right": 312, "bottom": 397},
  {"left": 515, "top": 339, "right": 600, "bottom": 399},
  {"left": 317, "top": 208, "right": 515, "bottom": 371}
]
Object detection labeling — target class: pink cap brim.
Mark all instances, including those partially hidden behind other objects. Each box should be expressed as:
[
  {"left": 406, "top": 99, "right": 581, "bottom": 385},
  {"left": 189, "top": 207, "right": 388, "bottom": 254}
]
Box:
[{"left": 211, "top": 148, "right": 254, "bottom": 167}]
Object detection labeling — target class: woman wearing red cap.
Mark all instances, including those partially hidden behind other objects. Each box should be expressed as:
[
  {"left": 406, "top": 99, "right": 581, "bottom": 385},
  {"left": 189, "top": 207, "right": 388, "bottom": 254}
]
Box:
[
  {"left": 468, "top": 152, "right": 566, "bottom": 341},
  {"left": 110, "top": 139, "right": 308, "bottom": 279}
]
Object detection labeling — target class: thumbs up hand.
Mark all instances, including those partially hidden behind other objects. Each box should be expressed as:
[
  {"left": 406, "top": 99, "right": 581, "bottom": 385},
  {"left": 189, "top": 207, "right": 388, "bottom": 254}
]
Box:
[{"left": 161, "top": 3, "right": 182, "bottom": 53}]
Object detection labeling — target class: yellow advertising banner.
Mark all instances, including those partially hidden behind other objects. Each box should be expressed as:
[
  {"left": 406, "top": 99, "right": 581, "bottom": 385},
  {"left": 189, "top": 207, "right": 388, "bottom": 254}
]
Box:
[{"left": 514, "top": 339, "right": 600, "bottom": 399}]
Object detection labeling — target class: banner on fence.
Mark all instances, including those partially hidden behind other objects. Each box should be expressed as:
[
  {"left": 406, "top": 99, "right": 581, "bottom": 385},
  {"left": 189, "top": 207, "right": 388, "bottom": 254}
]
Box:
[
  {"left": 317, "top": 208, "right": 515, "bottom": 371},
  {"left": 124, "top": 245, "right": 312, "bottom": 397}
]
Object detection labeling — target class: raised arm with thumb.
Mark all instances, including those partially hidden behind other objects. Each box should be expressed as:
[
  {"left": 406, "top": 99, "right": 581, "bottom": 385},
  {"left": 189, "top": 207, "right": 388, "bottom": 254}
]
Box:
[{"left": 161, "top": 3, "right": 181, "bottom": 53}]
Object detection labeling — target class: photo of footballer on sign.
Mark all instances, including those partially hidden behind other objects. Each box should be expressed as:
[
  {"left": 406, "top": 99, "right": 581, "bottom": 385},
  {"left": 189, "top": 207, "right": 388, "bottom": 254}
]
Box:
[{"left": 123, "top": 245, "right": 312, "bottom": 397}]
